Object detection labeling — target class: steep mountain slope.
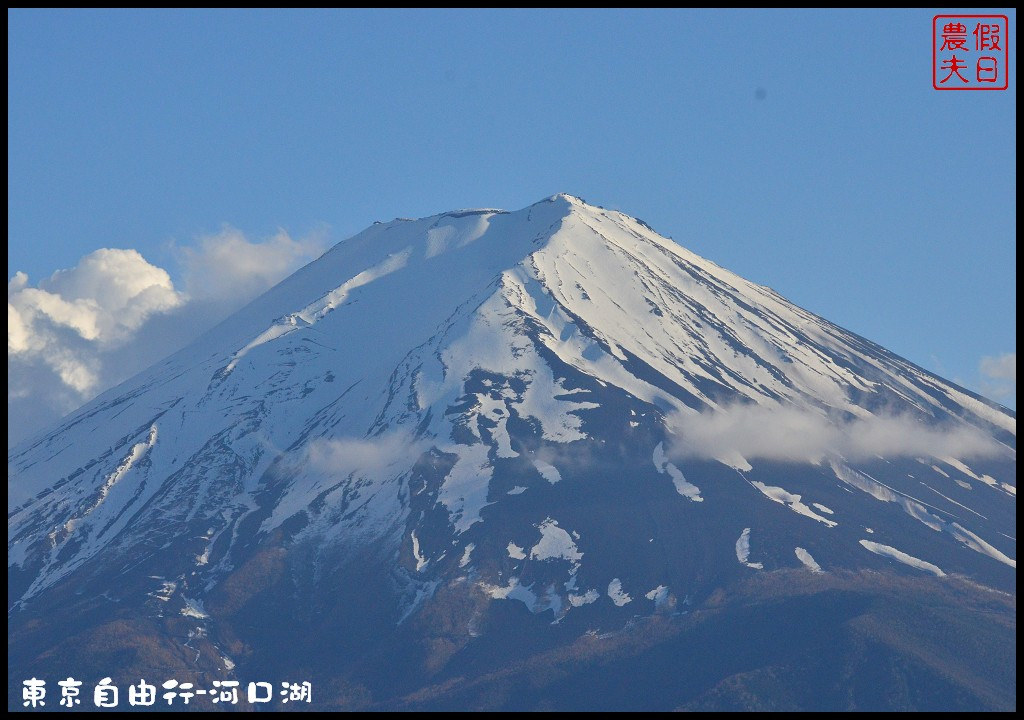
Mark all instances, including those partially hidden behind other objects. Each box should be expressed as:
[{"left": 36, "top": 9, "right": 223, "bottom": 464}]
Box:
[{"left": 8, "top": 195, "right": 1016, "bottom": 710}]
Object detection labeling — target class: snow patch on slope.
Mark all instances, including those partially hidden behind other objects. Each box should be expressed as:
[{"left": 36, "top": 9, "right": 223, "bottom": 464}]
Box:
[
  {"left": 568, "top": 589, "right": 600, "bottom": 607},
  {"left": 608, "top": 578, "right": 632, "bottom": 606},
  {"left": 68, "top": 424, "right": 158, "bottom": 531},
  {"left": 940, "top": 457, "right": 1011, "bottom": 496},
  {"left": 749, "top": 480, "right": 837, "bottom": 527},
  {"left": 653, "top": 442, "right": 702, "bottom": 501},
  {"left": 833, "top": 462, "right": 1014, "bottom": 568},
  {"left": 795, "top": 547, "right": 823, "bottom": 572},
  {"left": 735, "top": 528, "right": 763, "bottom": 569},
  {"left": 645, "top": 585, "right": 671, "bottom": 606},
  {"left": 181, "top": 597, "right": 210, "bottom": 619},
  {"left": 530, "top": 518, "right": 582, "bottom": 570},
  {"left": 438, "top": 444, "right": 493, "bottom": 533},
  {"left": 859, "top": 540, "right": 945, "bottom": 577},
  {"left": 533, "top": 458, "right": 561, "bottom": 484},
  {"left": 411, "top": 531, "right": 429, "bottom": 571}
]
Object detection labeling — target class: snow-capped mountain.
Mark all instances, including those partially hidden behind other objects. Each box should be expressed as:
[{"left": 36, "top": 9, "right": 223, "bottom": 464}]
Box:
[{"left": 8, "top": 195, "right": 1016, "bottom": 710}]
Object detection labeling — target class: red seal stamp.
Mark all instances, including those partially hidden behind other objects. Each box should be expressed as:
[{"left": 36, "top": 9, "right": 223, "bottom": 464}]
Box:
[{"left": 933, "top": 15, "right": 1009, "bottom": 90}]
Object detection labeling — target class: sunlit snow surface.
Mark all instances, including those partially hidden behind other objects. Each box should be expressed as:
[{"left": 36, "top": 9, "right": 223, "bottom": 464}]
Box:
[
  {"left": 608, "top": 578, "right": 632, "bottom": 606},
  {"left": 859, "top": 540, "right": 946, "bottom": 577},
  {"left": 8, "top": 194, "right": 1016, "bottom": 619},
  {"left": 645, "top": 585, "right": 671, "bottom": 606},
  {"left": 795, "top": 547, "right": 823, "bottom": 573},
  {"left": 181, "top": 597, "right": 210, "bottom": 619},
  {"left": 748, "top": 480, "right": 837, "bottom": 527},
  {"left": 530, "top": 518, "right": 582, "bottom": 567},
  {"left": 532, "top": 458, "right": 562, "bottom": 484},
  {"left": 735, "top": 528, "right": 764, "bottom": 570},
  {"left": 653, "top": 442, "right": 702, "bottom": 501}
]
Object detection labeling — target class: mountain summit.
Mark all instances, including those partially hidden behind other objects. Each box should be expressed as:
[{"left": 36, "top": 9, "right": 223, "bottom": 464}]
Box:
[{"left": 8, "top": 195, "right": 1016, "bottom": 710}]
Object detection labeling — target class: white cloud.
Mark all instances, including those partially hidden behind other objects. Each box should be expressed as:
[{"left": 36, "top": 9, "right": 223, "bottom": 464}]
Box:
[
  {"left": 306, "top": 431, "right": 429, "bottom": 478},
  {"left": 981, "top": 353, "right": 1016, "bottom": 381},
  {"left": 666, "top": 402, "right": 1001, "bottom": 467},
  {"left": 7, "top": 299, "right": 31, "bottom": 354},
  {"left": 8, "top": 229, "right": 327, "bottom": 447},
  {"left": 42, "top": 248, "right": 184, "bottom": 336},
  {"left": 178, "top": 226, "right": 326, "bottom": 303},
  {"left": 8, "top": 249, "right": 185, "bottom": 401},
  {"left": 979, "top": 352, "right": 1015, "bottom": 406}
]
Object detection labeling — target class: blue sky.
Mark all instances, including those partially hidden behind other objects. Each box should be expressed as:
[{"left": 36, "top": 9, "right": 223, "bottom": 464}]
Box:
[{"left": 7, "top": 9, "right": 1016, "bottom": 436}]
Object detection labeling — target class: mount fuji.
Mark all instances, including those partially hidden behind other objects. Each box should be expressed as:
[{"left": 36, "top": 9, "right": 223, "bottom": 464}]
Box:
[{"left": 8, "top": 195, "right": 1016, "bottom": 710}]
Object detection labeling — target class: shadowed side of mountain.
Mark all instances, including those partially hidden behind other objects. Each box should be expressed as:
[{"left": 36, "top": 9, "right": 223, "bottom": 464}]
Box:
[{"left": 387, "top": 571, "right": 1015, "bottom": 712}]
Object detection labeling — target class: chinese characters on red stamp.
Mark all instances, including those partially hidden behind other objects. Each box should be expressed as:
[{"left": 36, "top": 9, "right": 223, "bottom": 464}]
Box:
[{"left": 934, "top": 15, "right": 1009, "bottom": 90}]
